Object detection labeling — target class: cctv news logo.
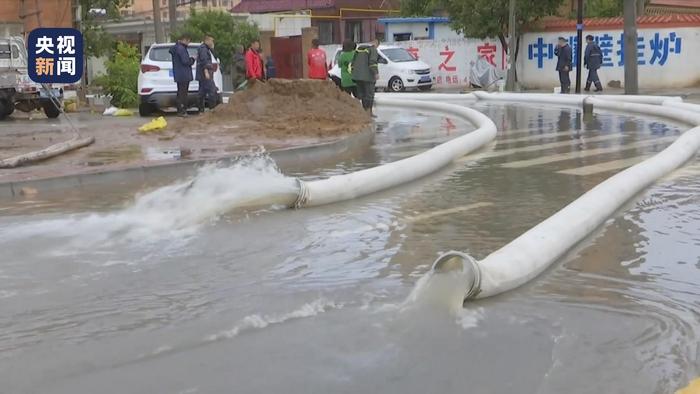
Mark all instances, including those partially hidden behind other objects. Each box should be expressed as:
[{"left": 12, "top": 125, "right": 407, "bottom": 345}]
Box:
[{"left": 28, "top": 28, "right": 84, "bottom": 84}]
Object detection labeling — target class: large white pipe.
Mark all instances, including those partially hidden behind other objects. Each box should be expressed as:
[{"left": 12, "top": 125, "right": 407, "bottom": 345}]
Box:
[
  {"left": 434, "top": 95, "right": 700, "bottom": 300},
  {"left": 375, "top": 92, "right": 477, "bottom": 102},
  {"left": 662, "top": 99, "right": 700, "bottom": 114},
  {"left": 472, "top": 91, "right": 682, "bottom": 106},
  {"left": 294, "top": 97, "right": 497, "bottom": 207}
]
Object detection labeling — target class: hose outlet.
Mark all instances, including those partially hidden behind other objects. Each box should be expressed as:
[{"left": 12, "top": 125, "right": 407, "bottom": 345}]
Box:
[{"left": 432, "top": 251, "right": 482, "bottom": 301}]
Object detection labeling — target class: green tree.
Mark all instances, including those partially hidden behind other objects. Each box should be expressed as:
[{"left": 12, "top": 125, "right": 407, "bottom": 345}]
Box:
[
  {"left": 583, "top": 0, "right": 623, "bottom": 17},
  {"left": 400, "top": 0, "right": 563, "bottom": 80},
  {"left": 401, "top": 0, "right": 440, "bottom": 16},
  {"left": 94, "top": 42, "right": 140, "bottom": 108},
  {"left": 172, "top": 10, "right": 259, "bottom": 71}
]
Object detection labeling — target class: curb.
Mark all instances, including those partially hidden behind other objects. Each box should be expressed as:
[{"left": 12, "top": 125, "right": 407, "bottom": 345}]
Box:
[{"left": 0, "top": 125, "right": 375, "bottom": 199}]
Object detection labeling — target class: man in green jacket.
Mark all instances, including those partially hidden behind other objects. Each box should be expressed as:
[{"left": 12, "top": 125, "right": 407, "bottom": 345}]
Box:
[
  {"left": 338, "top": 39, "right": 357, "bottom": 97},
  {"left": 351, "top": 38, "right": 379, "bottom": 116}
]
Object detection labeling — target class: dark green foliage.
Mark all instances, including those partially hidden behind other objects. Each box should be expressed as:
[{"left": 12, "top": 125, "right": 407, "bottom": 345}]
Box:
[
  {"left": 94, "top": 42, "right": 140, "bottom": 108},
  {"left": 172, "top": 10, "right": 259, "bottom": 70}
]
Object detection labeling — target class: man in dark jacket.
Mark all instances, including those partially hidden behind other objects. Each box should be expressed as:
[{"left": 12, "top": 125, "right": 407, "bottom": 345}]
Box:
[
  {"left": 584, "top": 35, "right": 603, "bottom": 92},
  {"left": 351, "top": 38, "right": 379, "bottom": 116},
  {"left": 196, "top": 34, "right": 217, "bottom": 113},
  {"left": 554, "top": 37, "right": 572, "bottom": 94},
  {"left": 169, "top": 34, "right": 195, "bottom": 117},
  {"left": 231, "top": 45, "right": 247, "bottom": 90}
]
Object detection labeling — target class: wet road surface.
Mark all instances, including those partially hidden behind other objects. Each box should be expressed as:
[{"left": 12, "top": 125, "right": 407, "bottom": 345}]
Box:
[{"left": 0, "top": 102, "right": 698, "bottom": 393}]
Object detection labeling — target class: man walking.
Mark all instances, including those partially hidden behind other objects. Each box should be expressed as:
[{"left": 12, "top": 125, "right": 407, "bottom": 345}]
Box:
[
  {"left": 584, "top": 35, "right": 603, "bottom": 92},
  {"left": 554, "top": 37, "right": 572, "bottom": 94},
  {"left": 196, "top": 34, "right": 217, "bottom": 113},
  {"left": 169, "top": 34, "right": 195, "bottom": 117},
  {"left": 307, "top": 38, "right": 327, "bottom": 80},
  {"left": 245, "top": 40, "right": 265, "bottom": 81},
  {"left": 351, "top": 38, "right": 379, "bottom": 116}
]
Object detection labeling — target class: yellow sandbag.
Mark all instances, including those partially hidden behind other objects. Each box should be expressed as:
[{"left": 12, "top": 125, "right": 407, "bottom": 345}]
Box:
[
  {"left": 138, "top": 116, "right": 167, "bottom": 133},
  {"left": 65, "top": 102, "right": 78, "bottom": 112},
  {"left": 677, "top": 378, "right": 700, "bottom": 394},
  {"left": 114, "top": 108, "right": 133, "bottom": 116}
]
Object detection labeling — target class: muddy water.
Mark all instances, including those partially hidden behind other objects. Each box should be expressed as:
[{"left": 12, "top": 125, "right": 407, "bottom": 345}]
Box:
[{"left": 0, "top": 104, "right": 698, "bottom": 393}]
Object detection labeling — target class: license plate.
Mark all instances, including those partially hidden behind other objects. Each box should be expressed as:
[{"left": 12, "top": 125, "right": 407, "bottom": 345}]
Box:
[{"left": 419, "top": 76, "right": 431, "bottom": 83}]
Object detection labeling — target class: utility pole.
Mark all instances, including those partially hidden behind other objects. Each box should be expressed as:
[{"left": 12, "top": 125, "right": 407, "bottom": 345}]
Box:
[
  {"left": 575, "top": 0, "right": 583, "bottom": 93},
  {"left": 168, "top": 0, "right": 178, "bottom": 40},
  {"left": 623, "top": 0, "right": 639, "bottom": 94},
  {"left": 505, "top": 0, "right": 517, "bottom": 91},
  {"left": 152, "top": 0, "right": 164, "bottom": 43}
]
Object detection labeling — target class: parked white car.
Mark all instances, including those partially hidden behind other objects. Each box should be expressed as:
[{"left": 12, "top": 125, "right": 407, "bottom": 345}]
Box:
[
  {"left": 137, "top": 43, "right": 223, "bottom": 116},
  {"left": 329, "top": 44, "right": 433, "bottom": 92}
]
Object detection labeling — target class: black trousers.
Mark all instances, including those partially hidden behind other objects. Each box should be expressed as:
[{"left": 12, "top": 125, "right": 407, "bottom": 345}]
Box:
[
  {"left": 176, "top": 81, "right": 190, "bottom": 113},
  {"left": 354, "top": 80, "right": 376, "bottom": 110},
  {"left": 342, "top": 85, "right": 357, "bottom": 98},
  {"left": 587, "top": 68, "right": 600, "bottom": 83},
  {"left": 558, "top": 70, "right": 571, "bottom": 94},
  {"left": 198, "top": 78, "right": 216, "bottom": 110}
]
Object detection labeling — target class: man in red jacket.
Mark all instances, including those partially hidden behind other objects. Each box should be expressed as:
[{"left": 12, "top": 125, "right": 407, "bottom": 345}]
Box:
[
  {"left": 245, "top": 40, "right": 265, "bottom": 81},
  {"left": 307, "top": 38, "right": 327, "bottom": 80}
]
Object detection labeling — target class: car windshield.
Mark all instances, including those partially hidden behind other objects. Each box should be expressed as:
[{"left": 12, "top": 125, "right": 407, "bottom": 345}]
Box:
[
  {"left": 381, "top": 48, "right": 416, "bottom": 62},
  {"left": 149, "top": 45, "right": 198, "bottom": 62}
]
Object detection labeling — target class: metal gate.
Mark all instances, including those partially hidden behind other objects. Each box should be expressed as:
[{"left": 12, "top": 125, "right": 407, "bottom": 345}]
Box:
[{"left": 270, "top": 36, "right": 303, "bottom": 79}]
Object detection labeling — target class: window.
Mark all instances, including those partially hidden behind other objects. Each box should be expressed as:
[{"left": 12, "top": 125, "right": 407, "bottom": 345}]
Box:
[
  {"left": 393, "top": 33, "right": 412, "bottom": 42},
  {"left": 318, "top": 21, "right": 334, "bottom": 44},
  {"left": 345, "top": 21, "right": 362, "bottom": 43}
]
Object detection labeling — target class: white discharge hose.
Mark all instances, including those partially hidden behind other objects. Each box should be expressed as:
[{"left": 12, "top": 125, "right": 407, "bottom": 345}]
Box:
[
  {"left": 432, "top": 93, "right": 700, "bottom": 301},
  {"left": 293, "top": 97, "right": 497, "bottom": 207}
]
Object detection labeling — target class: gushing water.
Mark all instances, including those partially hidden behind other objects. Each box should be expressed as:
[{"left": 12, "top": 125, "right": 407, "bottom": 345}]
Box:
[{"left": 1, "top": 155, "right": 299, "bottom": 244}]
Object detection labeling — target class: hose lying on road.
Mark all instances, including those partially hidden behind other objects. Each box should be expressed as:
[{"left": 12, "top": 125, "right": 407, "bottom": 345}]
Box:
[
  {"left": 293, "top": 97, "right": 497, "bottom": 207},
  {"left": 431, "top": 93, "right": 700, "bottom": 301}
]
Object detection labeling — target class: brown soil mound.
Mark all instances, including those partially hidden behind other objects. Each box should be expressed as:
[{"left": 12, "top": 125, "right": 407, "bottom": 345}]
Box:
[{"left": 170, "top": 79, "right": 371, "bottom": 139}]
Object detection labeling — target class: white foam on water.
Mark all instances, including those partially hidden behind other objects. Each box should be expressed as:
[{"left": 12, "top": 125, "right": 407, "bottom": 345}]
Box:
[
  {"left": 1, "top": 155, "right": 299, "bottom": 244},
  {"left": 205, "top": 298, "right": 343, "bottom": 341}
]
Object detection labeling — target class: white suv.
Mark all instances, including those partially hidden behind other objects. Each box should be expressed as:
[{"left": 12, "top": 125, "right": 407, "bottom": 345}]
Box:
[
  {"left": 329, "top": 44, "right": 433, "bottom": 92},
  {"left": 137, "top": 43, "right": 223, "bottom": 116}
]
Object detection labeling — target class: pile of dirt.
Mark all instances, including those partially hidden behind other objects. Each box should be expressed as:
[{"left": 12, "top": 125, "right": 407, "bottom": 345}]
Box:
[{"left": 170, "top": 79, "right": 372, "bottom": 139}]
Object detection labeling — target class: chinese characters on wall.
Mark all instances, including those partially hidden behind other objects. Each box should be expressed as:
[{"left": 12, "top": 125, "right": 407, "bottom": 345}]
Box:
[{"left": 527, "top": 31, "right": 682, "bottom": 69}]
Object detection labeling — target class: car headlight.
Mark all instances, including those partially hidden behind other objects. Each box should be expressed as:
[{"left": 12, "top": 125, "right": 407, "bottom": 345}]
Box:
[{"left": 406, "top": 69, "right": 416, "bottom": 74}]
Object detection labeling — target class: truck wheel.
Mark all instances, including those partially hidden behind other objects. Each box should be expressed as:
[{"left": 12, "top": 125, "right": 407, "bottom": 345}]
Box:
[
  {"left": 388, "top": 76, "right": 405, "bottom": 92},
  {"left": 0, "top": 99, "right": 13, "bottom": 119},
  {"left": 139, "top": 102, "right": 154, "bottom": 117},
  {"left": 42, "top": 102, "right": 61, "bottom": 118}
]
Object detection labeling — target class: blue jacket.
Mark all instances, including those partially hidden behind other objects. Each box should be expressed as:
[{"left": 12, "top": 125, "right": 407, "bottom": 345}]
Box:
[
  {"left": 196, "top": 43, "right": 214, "bottom": 81},
  {"left": 169, "top": 42, "right": 194, "bottom": 83},
  {"left": 584, "top": 42, "right": 602, "bottom": 70},
  {"left": 555, "top": 44, "right": 572, "bottom": 71}
]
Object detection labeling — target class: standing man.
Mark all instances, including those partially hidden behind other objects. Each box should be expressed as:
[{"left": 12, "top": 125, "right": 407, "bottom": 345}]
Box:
[
  {"left": 338, "top": 39, "right": 357, "bottom": 96},
  {"left": 231, "top": 44, "right": 247, "bottom": 91},
  {"left": 351, "top": 38, "right": 379, "bottom": 116},
  {"left": 584, "top": 35, "right": 603, "bottom": 92},
  {"left": 554, "top": 37, "right": 572, "bottom": 94},
  {"left": 169, "top": 34, "right": 195, "bottom": 117},
  {"left": 196, "top": 34, "right": 217, "bottom": 113},
  {"left": 307, "top": 38, "right": 327, "bottom": 80},
  {"left": 245, "top": 40, "right": 265, "bottom": 81}
]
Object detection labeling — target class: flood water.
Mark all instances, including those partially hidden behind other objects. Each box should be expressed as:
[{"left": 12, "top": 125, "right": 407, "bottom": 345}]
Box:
[{"left": 1, "top": 102, "right": 699, "bottom": 393}]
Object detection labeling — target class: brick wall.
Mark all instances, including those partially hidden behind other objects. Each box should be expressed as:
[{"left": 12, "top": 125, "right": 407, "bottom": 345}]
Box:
[{"left": 0, "top": 0, "right": 73, "bottom": 35}]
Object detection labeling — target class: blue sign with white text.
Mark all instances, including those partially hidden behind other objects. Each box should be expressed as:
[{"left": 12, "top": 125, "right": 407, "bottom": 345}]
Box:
[
  {"left": 527, "top": 31, "right": 682, "bottom": 69},
  {"left": 27, "top": 28, "right": 83, "bottom": 84}
]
